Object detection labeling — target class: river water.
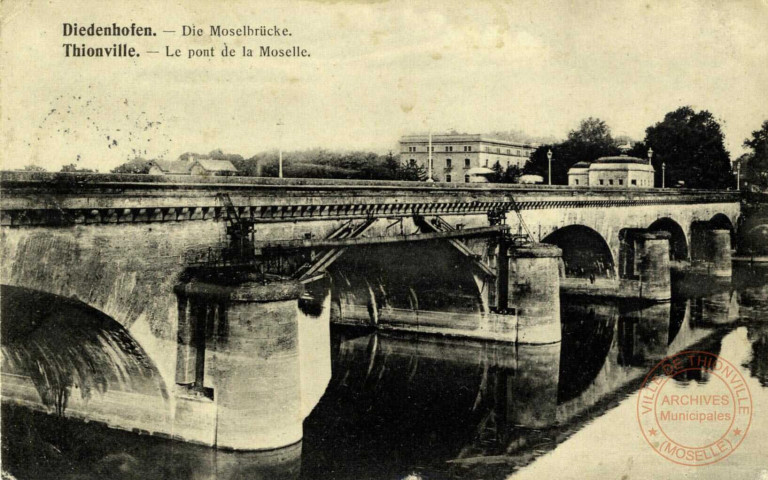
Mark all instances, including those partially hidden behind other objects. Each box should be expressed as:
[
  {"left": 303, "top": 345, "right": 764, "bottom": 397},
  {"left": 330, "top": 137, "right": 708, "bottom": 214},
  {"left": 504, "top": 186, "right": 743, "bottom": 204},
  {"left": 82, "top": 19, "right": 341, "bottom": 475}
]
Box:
[{"left": 2, "top": 265, "right": 767, "bottom": 479}]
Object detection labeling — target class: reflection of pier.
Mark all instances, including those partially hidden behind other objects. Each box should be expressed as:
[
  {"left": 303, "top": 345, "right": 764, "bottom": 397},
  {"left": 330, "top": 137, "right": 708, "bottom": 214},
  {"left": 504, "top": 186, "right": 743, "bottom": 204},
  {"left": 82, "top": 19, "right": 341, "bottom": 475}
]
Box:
[{"left": 304, "top": 291, "right": 738, "bottom": 475}]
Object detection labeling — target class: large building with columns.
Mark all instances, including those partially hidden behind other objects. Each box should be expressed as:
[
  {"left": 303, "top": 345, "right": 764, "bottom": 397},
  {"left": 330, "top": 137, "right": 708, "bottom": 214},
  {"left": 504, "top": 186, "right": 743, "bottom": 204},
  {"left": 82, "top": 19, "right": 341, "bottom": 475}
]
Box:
[{"left": 399, "top": 134, "right": 535, "bottom": 183}]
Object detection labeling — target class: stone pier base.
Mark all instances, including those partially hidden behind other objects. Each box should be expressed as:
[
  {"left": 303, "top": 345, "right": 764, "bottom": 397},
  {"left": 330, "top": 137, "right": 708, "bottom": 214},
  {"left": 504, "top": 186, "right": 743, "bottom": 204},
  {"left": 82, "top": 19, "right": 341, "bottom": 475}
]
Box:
[
  {"left": 620, "top": 232, "right": 671, "bottom": 301},
  {"left": 506, "top": 244, "right": 562, "bottom": 344},
  {"left": 175, "top": 279, "right": 305, "bottom": 451}
]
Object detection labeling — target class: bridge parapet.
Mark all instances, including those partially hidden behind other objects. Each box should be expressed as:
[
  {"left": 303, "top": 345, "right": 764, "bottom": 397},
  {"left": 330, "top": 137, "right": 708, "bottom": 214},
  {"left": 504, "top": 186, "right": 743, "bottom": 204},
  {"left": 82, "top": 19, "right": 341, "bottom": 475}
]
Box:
[{"left": 0, "top": 172, "right": 740, "bottom": 227}]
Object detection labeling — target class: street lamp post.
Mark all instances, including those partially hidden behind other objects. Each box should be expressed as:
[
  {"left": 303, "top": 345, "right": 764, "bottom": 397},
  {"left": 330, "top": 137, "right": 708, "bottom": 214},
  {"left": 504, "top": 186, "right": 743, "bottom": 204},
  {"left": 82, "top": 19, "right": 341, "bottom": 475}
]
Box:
[
  {"left": 547, "top": 149, "right": 553, "bottom": 185},
  {"left": 736, "top": 162, "right": 741, "bottom": 191},
  {"left": 662, "top": 162, "right": 666, "bottom": 188},
  {"left": 648, "top": 147, "right": 656, "bottom": 187}
]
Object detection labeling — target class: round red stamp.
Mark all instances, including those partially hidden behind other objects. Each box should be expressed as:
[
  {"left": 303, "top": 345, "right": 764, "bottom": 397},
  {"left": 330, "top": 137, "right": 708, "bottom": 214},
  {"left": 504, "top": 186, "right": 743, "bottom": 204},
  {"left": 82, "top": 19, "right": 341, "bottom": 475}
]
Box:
[{"left": 636, "top": 350, "right": 752, "bottom": 466}]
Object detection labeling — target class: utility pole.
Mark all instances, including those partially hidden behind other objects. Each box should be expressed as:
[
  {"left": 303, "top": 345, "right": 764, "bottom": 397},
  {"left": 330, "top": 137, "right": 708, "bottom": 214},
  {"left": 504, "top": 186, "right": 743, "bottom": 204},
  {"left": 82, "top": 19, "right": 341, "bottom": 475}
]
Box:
[
  {"left": 427, "top": 130, "right": 434, "bottom": 182},
  {"left": 277, "top": 119, "right": 284, "bottom": 179}
]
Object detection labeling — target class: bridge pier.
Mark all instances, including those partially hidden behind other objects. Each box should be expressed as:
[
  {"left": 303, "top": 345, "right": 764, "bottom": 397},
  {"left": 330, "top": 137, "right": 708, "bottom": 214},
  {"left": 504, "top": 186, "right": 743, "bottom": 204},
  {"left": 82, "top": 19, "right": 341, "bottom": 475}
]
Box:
[
  {"left": 709, "top": 230, "right": 733, "bottom": 277},
  {"left": 174, "top": 278, "right": 305, "bottom": 451},
  {"left": 691, "top": 225, "right": 733, "bottom": 278},
  {"left": 505, "top": 244, "right": 562, "bottom": 344},
  {"left": 619, "top": 231, "right": 671, "bottom": 301}
]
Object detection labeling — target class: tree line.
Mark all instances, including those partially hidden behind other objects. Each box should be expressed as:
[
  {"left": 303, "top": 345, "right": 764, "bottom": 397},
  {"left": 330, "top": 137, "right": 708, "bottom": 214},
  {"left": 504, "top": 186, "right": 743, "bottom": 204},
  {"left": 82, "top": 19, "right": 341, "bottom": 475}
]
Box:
[
  {"left": 524, "top": 106, "right": 752, "bottom": 190},
  {"left": 19, "top": 106, "right": 767, "bottom": 190}
]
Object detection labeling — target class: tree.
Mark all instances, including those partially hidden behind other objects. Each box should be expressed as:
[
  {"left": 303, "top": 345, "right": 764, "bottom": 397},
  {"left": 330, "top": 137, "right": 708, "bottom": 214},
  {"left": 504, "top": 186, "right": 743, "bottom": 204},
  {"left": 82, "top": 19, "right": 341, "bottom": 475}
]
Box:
[
  {"left": 742, "top": 120, "right": 768, "bottom": 190},
  {"left": 504, "top": 165, "right": 522, "bottom": 183},
  {"left": 643, "top": 107, "right": 732, "bottom": 189},
  {"left": 20, "top": 165, "right": 46, "bottom": 172},
  {"left": 523, "top": 117, "right": 620, "bottom": 184},
  {"left": 60, "top": 164, "right": 95, "bottom": 173},
  {"left": 398, "top": 159, "right": 428, "bottom": 181},
  {"left": 489, "top": 161, "right": 521, "bottom": 183},
  {"left": 490, "top": 161, "right": 505, "bottom": 182},
  {"left": 567, "top": 117, "right": 614, "bottom": 146},
  {"left": 111, "top": 157, "right": 152, "bottom": 174}
]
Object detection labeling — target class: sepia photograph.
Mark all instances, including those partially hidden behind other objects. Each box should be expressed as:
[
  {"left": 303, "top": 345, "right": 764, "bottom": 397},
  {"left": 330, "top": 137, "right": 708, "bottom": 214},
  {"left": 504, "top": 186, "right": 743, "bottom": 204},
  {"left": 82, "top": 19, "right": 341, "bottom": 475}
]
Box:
[{"left": 1, "top": 0, "right": 767, "bottom": 478}]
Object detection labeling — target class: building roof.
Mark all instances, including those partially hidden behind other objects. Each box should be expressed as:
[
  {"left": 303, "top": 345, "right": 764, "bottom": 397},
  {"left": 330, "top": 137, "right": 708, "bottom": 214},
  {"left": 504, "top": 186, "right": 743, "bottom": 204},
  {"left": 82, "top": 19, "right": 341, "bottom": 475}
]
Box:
[
  {"left": 148, "top": 159, "right": 193, "bottom": 174},
  {"left": 593, "top": 156, "right": 649, "bottom": 165},
  {"left": 571, "top": 161, "right": 591, "bottom": 168},
  {"left": 466, "top": 167, "right": 495, "bottom": 176},
  {"left": 399, "top": 133, "right": 533, "bottom": 149},
  {"left": 192, "top": 159, "right": 238, "bottom": 172}
]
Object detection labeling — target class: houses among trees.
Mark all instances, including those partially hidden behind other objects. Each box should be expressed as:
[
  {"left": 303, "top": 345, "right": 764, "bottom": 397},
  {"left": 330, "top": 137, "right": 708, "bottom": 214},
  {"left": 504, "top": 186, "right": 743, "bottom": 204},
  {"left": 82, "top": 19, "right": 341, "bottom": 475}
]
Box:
[{"left": 107, "top": 149, "right": 424, "bottom": 181}]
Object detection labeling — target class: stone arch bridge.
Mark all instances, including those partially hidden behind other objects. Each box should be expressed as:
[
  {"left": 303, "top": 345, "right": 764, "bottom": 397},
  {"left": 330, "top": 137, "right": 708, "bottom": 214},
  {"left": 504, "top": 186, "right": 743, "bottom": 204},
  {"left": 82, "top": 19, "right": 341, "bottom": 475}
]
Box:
[{"left": 0, "top": 172, "right": 740, "bottom": 451}]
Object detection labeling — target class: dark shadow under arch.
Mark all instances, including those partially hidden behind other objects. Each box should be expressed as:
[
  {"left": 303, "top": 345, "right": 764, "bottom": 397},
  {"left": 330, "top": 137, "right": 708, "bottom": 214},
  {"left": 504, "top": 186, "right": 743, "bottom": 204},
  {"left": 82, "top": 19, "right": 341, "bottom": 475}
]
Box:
[
  {"left": 542, "top": 225, "right": 616, "bottom": 279},
  {"left": 329, "top": 241, "right": 485, "bottom": 318},
  {"left": 709, "top": 213, "right": 735, "bottom": 232},
  {"left": 1, "top": 285, "right": 169, "bottom": 414}
]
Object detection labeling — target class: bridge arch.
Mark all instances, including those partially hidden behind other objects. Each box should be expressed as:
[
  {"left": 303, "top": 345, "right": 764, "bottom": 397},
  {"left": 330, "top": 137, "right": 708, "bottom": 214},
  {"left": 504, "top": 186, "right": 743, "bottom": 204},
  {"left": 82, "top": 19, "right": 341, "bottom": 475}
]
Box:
[
  {"left": 648, "top": 217, "right": 689, "bottom": 260},
  {"left": 542, "top": 225, "right": 616, "bottom": 279},
  {"left": 1, "top": 285, "right": 169, "bottom": 416}
]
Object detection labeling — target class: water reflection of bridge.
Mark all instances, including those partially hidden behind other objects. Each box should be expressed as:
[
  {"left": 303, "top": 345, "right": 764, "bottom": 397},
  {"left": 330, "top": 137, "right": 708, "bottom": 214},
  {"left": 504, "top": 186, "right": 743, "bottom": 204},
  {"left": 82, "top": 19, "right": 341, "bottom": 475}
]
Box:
[{"left": 303, "top": 276, "right": 767, "bottom": 477}]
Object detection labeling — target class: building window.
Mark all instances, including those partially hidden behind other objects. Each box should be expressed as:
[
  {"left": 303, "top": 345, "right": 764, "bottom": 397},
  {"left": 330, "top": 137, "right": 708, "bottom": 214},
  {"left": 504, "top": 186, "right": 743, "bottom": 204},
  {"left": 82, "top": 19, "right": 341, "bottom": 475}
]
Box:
[
  {"left": 631, "top": 179, "right": 637, "bottom": 186},
  {"left": 465, "top": 175, "right": 470, "bottom": 183},
  {"left": 408, "top": 146, "right": 416, "bottom": 152},
  {"left": 484, "top": 159, "right": 488, "bottom": 167},
  {"left": 575, "top": 179, "right": 579, "bottom": 185},
  {"left": 496, "top": 147, "right": 500, "bottom": 153},
  {"left": 464, "top": 146, "right": 472, "bottom": 152},
  {"left": 506, "top": 148, "right": 511, "bottom": 154},
  {"left": 445, "top": 146, "right": 453, "bottom": 152},
  {"left": 599, "top": 179, "right": 604, "bottom": 185},
  {"left": 464, "top": 158, "right": 471, "bottom": 168},
  {"left": 446, "top": 174, "right": 452, "bottom": 182},
  {"left": 409, "top": 158, "right": 415, "bottom": 164},
  {"left": 485, "top": 146, "right": 490, "bottom": 152},
  {"left": 619, "top": 179, "right": 623, "bottom": 185},
  {"left": 446, "top": 158, "right": 452, "bottom": 168}
]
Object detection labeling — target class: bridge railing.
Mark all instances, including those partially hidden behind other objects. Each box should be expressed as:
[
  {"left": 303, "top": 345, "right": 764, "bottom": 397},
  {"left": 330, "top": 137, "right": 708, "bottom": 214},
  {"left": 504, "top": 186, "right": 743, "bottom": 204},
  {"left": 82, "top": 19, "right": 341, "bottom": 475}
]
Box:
[{"left": 0, "top": 171, "right": 745, "bottom": 197}]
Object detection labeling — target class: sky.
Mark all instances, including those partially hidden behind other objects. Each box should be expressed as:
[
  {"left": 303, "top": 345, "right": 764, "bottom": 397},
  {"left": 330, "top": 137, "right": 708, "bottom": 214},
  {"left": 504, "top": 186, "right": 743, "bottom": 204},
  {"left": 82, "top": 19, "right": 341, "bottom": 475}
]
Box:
[{"left": 1, "top": 0, "right": 767, "bottom": 172}]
